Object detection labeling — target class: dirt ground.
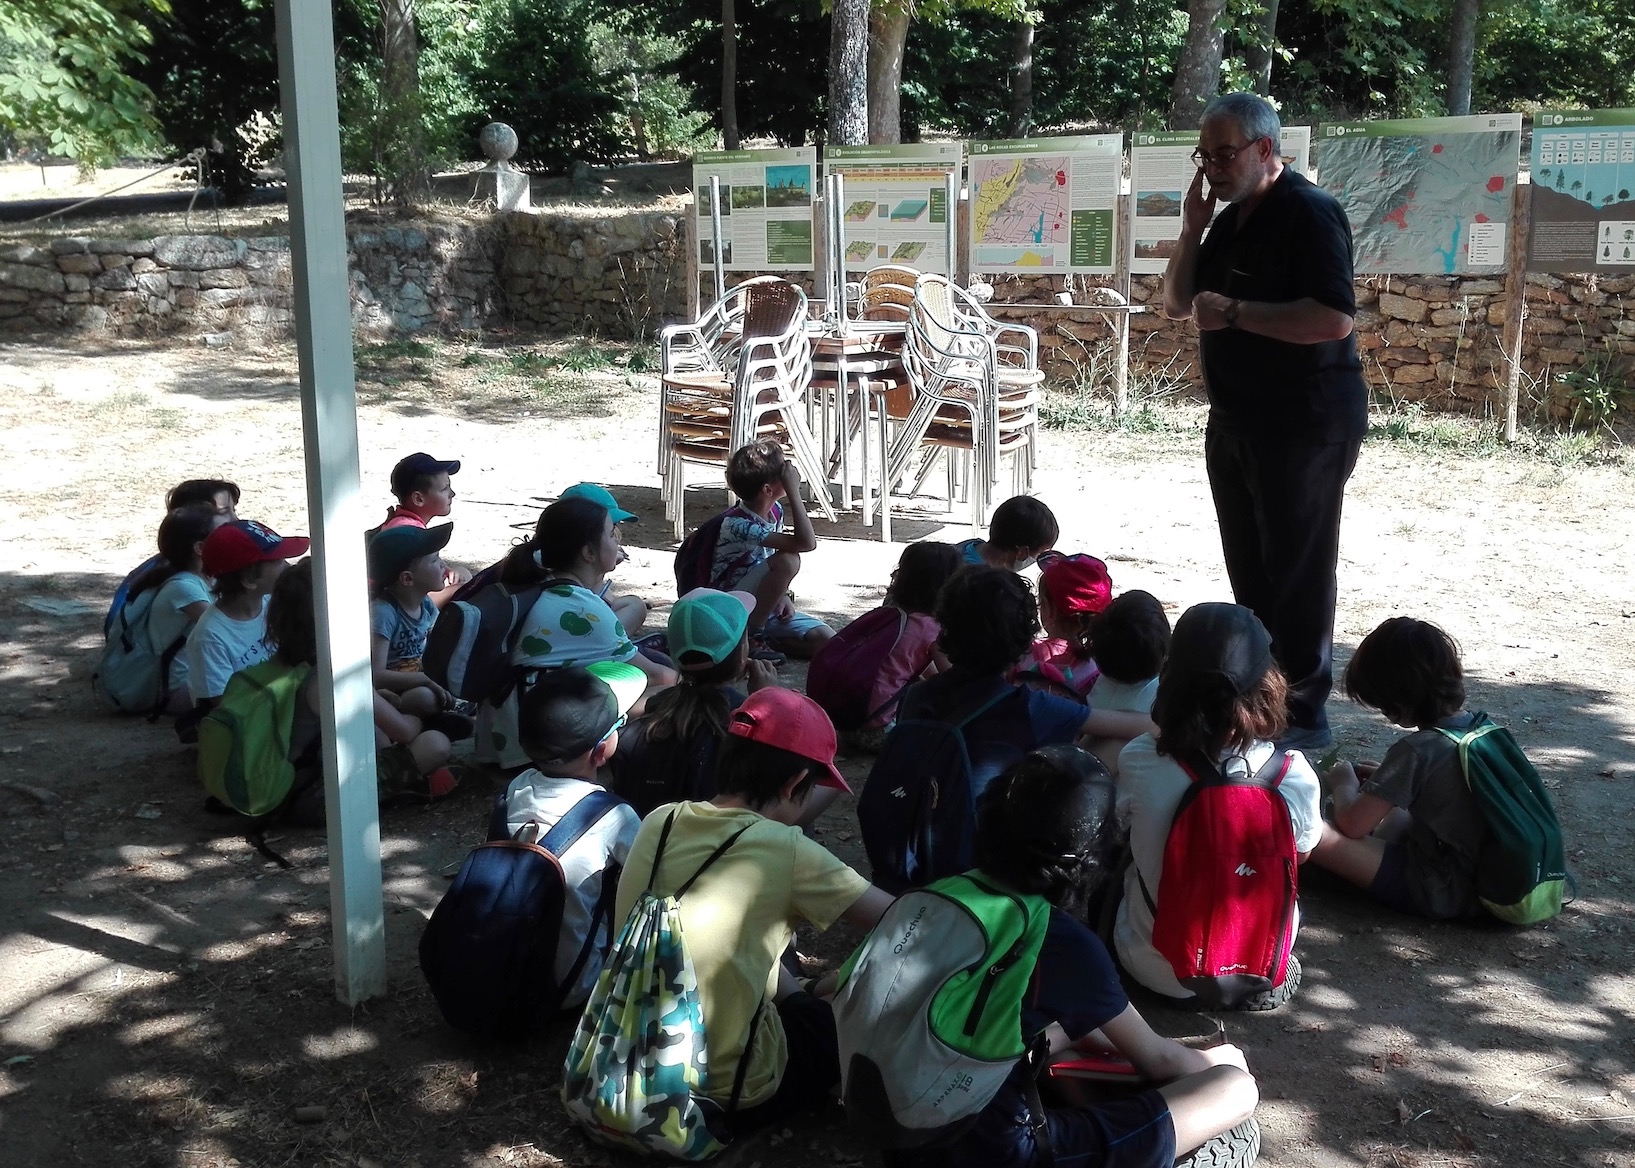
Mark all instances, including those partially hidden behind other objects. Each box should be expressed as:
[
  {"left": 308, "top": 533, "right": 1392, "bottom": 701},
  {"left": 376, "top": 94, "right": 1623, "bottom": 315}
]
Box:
[{"left": 0, "top": 334, "right": 1631, "bottom": 1168}]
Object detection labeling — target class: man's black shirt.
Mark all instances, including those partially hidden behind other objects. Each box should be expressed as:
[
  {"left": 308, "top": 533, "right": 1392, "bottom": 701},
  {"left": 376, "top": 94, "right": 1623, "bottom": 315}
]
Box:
[{"left": 1194, "top": 166, "right": 1368, "bottom": 442}]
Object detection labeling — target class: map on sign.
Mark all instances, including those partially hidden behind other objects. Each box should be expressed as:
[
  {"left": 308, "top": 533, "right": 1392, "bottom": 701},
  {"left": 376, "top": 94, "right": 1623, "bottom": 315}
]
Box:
[
  {"left": 967, "top": 135, "right": 1121, "bottom": 275},
  {"left": 693, "top": 146, "right": 817, "bottom": 271},
  {"left": 1529, "top": 109, "right": 1635, "bottom": 273},
  {"left": 825, "top": 142, "right": 964, "bottom": 276},
  {"left": 1317, "top": 115, "right": 1522, "bottom": 275}
]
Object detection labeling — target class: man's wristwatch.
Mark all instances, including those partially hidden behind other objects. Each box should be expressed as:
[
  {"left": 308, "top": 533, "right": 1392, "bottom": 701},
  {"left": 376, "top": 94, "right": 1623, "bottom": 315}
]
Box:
[{"left": 1224, "top": 298, "right": 1242, "bottom": 329}]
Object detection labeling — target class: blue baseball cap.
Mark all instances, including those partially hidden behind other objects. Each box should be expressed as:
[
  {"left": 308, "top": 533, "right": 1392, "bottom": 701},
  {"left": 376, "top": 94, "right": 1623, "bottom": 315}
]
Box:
[{"left": 561, "top": 482, "right": 637, "bottom": 523}]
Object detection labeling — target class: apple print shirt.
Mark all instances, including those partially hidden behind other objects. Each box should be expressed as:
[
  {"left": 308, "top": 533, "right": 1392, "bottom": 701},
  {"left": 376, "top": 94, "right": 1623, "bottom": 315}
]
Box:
[{"left": 510, "top": 581, "right": 638, "bottom": 670}]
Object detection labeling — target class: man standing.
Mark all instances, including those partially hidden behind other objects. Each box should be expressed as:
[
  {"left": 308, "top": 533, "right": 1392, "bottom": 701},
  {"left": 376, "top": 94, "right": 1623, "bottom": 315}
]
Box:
[{"left": 1162, "top": 92, "right": 1367, "bottom": 752}]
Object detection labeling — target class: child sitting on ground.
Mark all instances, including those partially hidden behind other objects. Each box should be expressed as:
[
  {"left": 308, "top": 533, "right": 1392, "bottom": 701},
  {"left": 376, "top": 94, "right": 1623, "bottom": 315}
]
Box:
[
  {"left": 381, "top": 452, "right": 469, "bottom": 603},
  {"left": 107, "top": 479, "right": 241, "bottom": 635},
  {"left": 868, "top": 746, "right": 1260, "bottom": 1168},
  {"left": 185, "top": 520, "right": 309, "bottom": 713},
  {"left": 270, "top": 559, "right": 460, "bottom": 815},
  {"left": 560, "top": 481, "right": 650, "bottom": 639},
  {"left": 124, "top": 504, "right": 231, "bottom": 713},
  {"left": 708, "top": 439, "right": 834, "bottom": 657},
  {"left": 874, "top": 566, "right": 1157, "bottom": 793},
  {"left": 1309, "top": 617, "right": 1490, "bottom": 920},
  {"left": 609, "top": 687, "right": 893, "bottom": 1132},
  {"left": 1114, "top": 602, "right": 1323, "bottom": 1006},
  {"left": 1083, "top": 589, "right": 1172, "bottom": 775},
  {"left": 809, "top": 540, "right": 963, "bottom": 754},
  {"left": 366, "top": 524, "right": 469, "bottom": 737},
  {"left": 955, "top": 494, "right": 1058, "bottom": 570},
  {"left": 1016, "top": 551, "right": 1114, "bottom": 700},
  {"left": 502, "top": 662, "right": 647, "bottom": 1009},
  {"left": 479, "top": 498, "right": 677, "bottom": 769},
  {"left": 609, "top": 588, "right": 779, "bottom": 818}
]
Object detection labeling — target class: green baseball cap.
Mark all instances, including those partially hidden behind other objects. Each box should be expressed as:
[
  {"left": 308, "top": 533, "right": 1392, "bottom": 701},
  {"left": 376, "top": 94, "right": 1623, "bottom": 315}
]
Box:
[
  {"left": 669, "top": 588, "right": 755, "bottom": 670},
  {"left": 560, "top": 482, "right": 637, "bottom": 524}
]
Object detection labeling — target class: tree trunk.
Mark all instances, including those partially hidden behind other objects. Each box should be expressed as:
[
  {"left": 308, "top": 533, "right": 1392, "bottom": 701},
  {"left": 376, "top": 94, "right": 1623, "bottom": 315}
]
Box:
[
  {"left": 378, "top": 0, "right": 427, "bottom": 206},
  {"left": 866, "top": 2, "right": 911, "bottom": 145},
  {"left": 1007, "top": 20, "right": 1034, "bottom": 138},
  {"left": 1242, "top": 0, "right": 1279, "bottom": 97},
  {"left": 1169, "top": 0, "right": 1229, "bottom": 128},
  {"left": 1445, "top": 0, "right": 1479, "bottom": 116},
  {"left": 828, "top": 0, "right": 869, "bottom": 145},
  {"left": 722, "top": 0, "right": 739, "bottom": 149}
]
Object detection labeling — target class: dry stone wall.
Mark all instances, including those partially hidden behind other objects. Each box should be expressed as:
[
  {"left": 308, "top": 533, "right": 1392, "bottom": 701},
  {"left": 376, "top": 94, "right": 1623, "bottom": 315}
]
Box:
[
  {"left": 5, "top": 204, "right": 1631, "bottom": 421},
  {"left": 978, "top": 271, "right": 1635, "bottom": 413}
]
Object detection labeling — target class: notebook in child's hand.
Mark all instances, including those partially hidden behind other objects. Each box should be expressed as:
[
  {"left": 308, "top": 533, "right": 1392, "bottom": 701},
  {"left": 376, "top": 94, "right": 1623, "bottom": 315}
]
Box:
[{"left": 1048, "top": 1050, "right": 1140, "bottom": 1081}]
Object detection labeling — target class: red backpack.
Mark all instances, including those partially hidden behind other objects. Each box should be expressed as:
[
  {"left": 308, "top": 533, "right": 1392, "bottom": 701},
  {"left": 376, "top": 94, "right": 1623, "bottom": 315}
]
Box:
[
  {"left": 807, "top": 606, "right": 921, "bottom": 732},
  {"left": 1139, "top": 750, "right": 1298, "bottom": 1008}
]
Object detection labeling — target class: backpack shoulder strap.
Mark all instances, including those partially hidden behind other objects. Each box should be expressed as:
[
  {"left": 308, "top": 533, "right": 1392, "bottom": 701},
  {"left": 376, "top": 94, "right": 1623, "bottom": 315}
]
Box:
[
  {"left": 539, "top": 788, "right": 623, "bottom": 856},
  {"left": 673, "top": 820, "right": 759, "bottom": 898},
  {"left": 950, "top": 681, "right": 1018, "bottom": 731}
]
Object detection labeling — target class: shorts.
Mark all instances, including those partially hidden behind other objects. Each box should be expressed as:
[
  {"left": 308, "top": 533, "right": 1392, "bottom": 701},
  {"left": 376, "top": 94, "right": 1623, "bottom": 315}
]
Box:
[
  {"left": 885, "top": 1074, "right": 1175, "bottom": 1168},
  {"left": 730, "top": 991, "right": 841, "bottom": 1132},
  {"left": 734, "top": 559, "right": 834, "bottom": 643},
  {"left": 1368, "top": 839, "right": 1416, "bottom": 914}
]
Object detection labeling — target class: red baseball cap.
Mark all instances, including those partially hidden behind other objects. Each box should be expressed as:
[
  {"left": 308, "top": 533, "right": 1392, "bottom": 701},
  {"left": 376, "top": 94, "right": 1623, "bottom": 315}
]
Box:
[
  {"left": 202, "top": 520, "right": 310, "bottom": 578},
  {"left": 726, "top": 688, "right": 851, "bottom": 791},
  {"left": 1038, "top": 551, "right": 1113, "bottom": 616}
]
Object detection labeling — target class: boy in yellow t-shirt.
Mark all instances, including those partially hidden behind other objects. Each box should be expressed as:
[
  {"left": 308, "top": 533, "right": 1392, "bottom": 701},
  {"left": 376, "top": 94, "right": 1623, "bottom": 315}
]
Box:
[{"left": 613, "top": 688, "right": 894, "bottom": 1130}]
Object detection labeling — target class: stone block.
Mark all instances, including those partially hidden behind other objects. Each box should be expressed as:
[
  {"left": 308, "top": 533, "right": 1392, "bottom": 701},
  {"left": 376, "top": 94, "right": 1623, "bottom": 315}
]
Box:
[
  {"left": 152, "top": 235, "right": 248, "bottom": 270},
  {"left": 1487, "top": 303, "right": 1506, "bottom": 326},
  {"left": 168, "top": 269, "right": 201, "bottom": 288},
  {"left": 63, "top": 291, "right": 91, "bottom": 304},
  {"left": 1379, "top": 292, "right": 1427, "bottom": 323},
  {"left": 1391, "top": 363, "right": 1439, "bottom": 384},
  {"left": 198, "top": 287, "right": 247, "bottom": 306},
  {"left": 1615, "top": 319, "right": 1635, "bottom": 338},
  {"left": 0, "top": 243, "right": 52, "bottom": 265},
  {"left": 100, "top": 254, "right": 132, "bottom": 269},
  {"left": 49, "top": 237, "right": 89, "bottom": 255},
  {"left": 1458, "top": 279, "right": 1505, "bottom": 295},
  {"left": 135, "top": 272, "right": 171, "bottom": 295},
  {"left": 131, "top": 258, "right": 157, "bottom": 273},
  {"left": 198, "top": 267, "right": 249, "bottom": 290},
  {"left": 175, "top": 288, "right": 198, "bottom": 308},
  {"left": 1524, "top": 314, "right": 1566, "bottom": 335},
  {"left": 0, "top": 262, "right": 66, "bottom": 293},
  {"left": 64, "top": 273, "right": 90, "bottom": 293},
  {"left": 88, "top": 238, "right": 154, "bottom": 256},
  {"left": 1429, "top": 306, "right": 1472, "bottom": 327},
  {"left": 55, "top": 252, "right": 101, "bottom": 274},
  {"left": 1525, "top": 285, "right": 1569, "bottom": 304},
  {"left": 1539, "top": 346, "right": 1581, "bottom": 363},
  {"left": 1390, "top": 346, "right": 1431, "bottom": 364}
]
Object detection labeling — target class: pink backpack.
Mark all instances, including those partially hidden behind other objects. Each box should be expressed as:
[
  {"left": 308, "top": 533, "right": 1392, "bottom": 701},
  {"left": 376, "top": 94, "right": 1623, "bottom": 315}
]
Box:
[
  {"left": 807, "top": 607, "right": 920, "bottom": 732},
  {"left": 1139, "top": 750, "right": 1298, "bottom": 1008}
]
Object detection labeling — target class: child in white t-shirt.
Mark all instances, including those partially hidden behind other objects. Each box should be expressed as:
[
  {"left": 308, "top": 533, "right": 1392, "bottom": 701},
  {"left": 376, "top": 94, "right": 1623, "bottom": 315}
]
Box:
[
  {"left": 184, "top": 520, "right": 310, "bottom": 710},
  {"left": 121, "top": 504, "right": 230, "bottom": 712},
  {"left": 1114, "top": 602, "right": 1322, "bottom": 1007},
  {"left": 502, "top": 661, "right": 647, "bottom": 1010}
]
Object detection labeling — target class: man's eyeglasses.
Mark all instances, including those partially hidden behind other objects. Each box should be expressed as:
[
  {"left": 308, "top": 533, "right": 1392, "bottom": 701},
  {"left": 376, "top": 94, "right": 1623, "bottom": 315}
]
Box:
[{"left": 1191, "top": 138, "right": 1267, "bottom": 170}]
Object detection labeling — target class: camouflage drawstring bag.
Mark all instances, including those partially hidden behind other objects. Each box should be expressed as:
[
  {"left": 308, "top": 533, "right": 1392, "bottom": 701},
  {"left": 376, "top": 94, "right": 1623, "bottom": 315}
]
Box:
[{"left": 561, "top": 811, "right": 763, "bottom": 1160}]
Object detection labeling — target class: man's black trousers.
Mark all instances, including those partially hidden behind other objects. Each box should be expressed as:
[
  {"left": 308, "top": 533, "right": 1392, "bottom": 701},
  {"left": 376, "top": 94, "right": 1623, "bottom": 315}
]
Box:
[{"left": 1204, "top": 425, "right": 1362, "bottom": 737}]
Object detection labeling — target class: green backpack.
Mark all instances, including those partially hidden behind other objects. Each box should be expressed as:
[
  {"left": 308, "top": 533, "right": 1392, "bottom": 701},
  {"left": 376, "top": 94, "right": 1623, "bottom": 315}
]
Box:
[
  {"left": 560, "top": 811, "right": 762, "bottom": 1161},
  {"left": 829, "top": 873, "right": 1052, "bottom": 1149},
  {"left": 1439, "top": 714, "right": 1568, "bottom": 925},
  {"left": 197, "top": 660, "right": 312, "bottom": 817}
]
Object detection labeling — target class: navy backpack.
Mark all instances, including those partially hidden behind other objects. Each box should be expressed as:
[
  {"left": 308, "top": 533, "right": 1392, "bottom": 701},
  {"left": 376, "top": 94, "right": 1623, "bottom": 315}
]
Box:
[
  {"left": 857, "top": 681, "right": 1020, "bottom": 894},
  {"left": 419, "top": 789, "right": 624, "bottom": 1038}
]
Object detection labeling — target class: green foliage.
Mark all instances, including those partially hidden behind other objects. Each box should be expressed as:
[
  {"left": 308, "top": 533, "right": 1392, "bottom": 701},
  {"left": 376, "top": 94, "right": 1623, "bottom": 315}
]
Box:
[
  {"left": 336, "top": 0, "right": 482, "bottom": 193},
  {"left": 463, "top": 0, "right": 625, "bottom": 170},
  {"left": 0, "top": 0, "right": 166, "bottom": 162},
  {"left": 131, "top": 0, "right": 286, "bottom": 201},
  {"left": 1552, "top": 349, "right": 1633, "bottom": 434},
  {"left": 586, "top": 20, "right": 713, "bottom": 158}
]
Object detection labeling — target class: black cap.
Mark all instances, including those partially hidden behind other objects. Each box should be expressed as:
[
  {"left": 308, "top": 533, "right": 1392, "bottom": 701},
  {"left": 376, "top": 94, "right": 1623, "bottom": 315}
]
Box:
[
  {"left": 390, "top": 452, "right": 461, "bottom": 497},
  {"left": 1163, "top": 602, "right": 1273, "bottom": 695},
  {"left": 367, "top": 522, "right": 452, "bottom": 582},
  {"left": 517, "top": 666, "right": 628, "bottom": 764}
]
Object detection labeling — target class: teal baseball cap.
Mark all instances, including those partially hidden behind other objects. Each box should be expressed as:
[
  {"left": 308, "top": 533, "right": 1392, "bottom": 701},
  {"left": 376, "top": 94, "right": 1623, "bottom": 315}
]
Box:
[
  {"left": 561, "top": 482, "right": 637, "bottom": 524},
  {"left": 669, "top": 588, "right": 755, "bottom": 669}
]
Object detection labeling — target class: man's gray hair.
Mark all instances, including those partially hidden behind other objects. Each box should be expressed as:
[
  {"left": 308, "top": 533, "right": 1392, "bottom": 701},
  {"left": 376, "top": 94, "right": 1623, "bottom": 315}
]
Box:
[{"left": 1201, "top": 93, "right": 1281, "bottom": 147}]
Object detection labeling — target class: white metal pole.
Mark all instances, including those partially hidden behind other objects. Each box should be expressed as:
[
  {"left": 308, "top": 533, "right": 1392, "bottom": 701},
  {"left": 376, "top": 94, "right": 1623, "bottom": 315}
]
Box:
[
  {"left": 834, "top": 172, "right": 848, "bottom": 331},
  {"left": 709, "top": 175, "right": 726, "bottom": 302},
  {"left": 944, "top": 171, "right": 958, "bottom": 280},
  {"left": 273, "top": 0, "right": 387, "bottom": 1005}
]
